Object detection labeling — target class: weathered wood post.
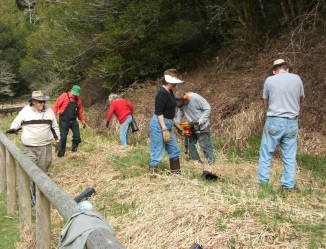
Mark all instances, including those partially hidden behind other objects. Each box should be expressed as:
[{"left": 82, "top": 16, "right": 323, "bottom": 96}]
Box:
[
  {"left": 1, "top": 130, "right": 127, "bottom": 248},
  {"left": 6, "top": 149, "right": 16, "bottom": 214},
  {"left": 0, "top": 142, "right": 6, "bottom": 193},
  {"left": 16, "top": 163, "right": 32, "bottom": 229},
  {"left": 36, "top": 186, "right": 51, "bottom": 249}
]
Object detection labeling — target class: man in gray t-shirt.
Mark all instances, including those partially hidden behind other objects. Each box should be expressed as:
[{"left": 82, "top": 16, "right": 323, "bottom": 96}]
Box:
[
  {"left": 258, "top": 59, "right": 305, "bottom": 190},
  {"left": 175, "top": 91, "right": 215, "bottom": 164}
]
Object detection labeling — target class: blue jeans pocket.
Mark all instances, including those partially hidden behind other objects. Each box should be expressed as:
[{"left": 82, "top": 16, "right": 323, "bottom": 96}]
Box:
[
  {"left": 267, "top": 123, "right": 281, "bottom": 136},
  {"left": 288, "top": 124, "right": 298, "bottom": 138}
]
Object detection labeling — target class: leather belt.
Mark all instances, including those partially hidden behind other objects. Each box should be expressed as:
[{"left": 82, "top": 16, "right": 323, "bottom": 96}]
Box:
[{"left": 269, "top": 116, "right": 298, "bottom": 120}]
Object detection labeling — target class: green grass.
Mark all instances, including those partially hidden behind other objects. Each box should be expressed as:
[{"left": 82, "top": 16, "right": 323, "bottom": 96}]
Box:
[
  {"left": 98, "top": 190, "right": 138, "bottom": 217},
  {"left": 244, "top": 134, "right": 261, "bottom": 160},
  {"left": 0, "top": 194, "right": 20, "bottom": 249},
  {"left": 297, "top": 154, "right": 326, "bottom": 180},
  {"left": 107, "top": 148, "right": 149, "bottom": 179}
]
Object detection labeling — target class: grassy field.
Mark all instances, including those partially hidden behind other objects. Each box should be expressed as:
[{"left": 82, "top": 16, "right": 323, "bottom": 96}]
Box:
[
  {"left": 0, "top": 112, "right": 325, "bottom": 249},
  {"left": 0, "top": 194, "right": 20, "bottom": 249}
]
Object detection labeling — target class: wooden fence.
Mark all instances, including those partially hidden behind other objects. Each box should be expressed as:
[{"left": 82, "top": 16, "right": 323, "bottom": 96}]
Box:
[
  {"left": 0, "top": 106, "right": 24, "bottom": 115},
  {"left": 0, "top": 130, "right": 126, "bottom": 249}
]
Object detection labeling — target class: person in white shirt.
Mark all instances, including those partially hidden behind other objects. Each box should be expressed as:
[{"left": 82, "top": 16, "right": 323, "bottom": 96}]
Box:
[{"left": 7, "top": 90, "right": 60, "bottom": 173}]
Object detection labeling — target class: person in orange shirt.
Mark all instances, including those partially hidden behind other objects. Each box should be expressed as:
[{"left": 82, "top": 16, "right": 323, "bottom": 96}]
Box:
[{"left": 52, "top": 85, "right": 86, "bottom": 157}]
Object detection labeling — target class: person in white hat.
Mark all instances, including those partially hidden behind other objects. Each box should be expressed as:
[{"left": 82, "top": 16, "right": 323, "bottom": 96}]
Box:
[
  {"left": 7, "top": 90, "right": 60, "bottom": 173},
  {"left": 258, "top": 59, "right": 305, "bottom": 190},
  {"left": 6, "top": 91, "right": 61, "bottom": 204},
  {"left": 149, "top": 68, "right": 184, "bottom": 176}
]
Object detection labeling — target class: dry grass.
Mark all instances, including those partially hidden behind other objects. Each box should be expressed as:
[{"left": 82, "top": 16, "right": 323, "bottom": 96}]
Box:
[
  {"left": 11, "top": 126, "right": 325, "bottom": 249},
  {"left": 217, "top": 104, "right": 265, "bottom": 149}
]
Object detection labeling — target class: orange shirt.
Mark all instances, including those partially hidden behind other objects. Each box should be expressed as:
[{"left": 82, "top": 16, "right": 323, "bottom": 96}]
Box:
[{"left": 52, "top": 91, "right": 84, "bottom": 121}]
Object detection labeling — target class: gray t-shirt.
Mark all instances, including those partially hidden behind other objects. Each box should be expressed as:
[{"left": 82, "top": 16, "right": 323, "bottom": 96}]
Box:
[
  {"left": 176, "top": 93, "right": 211, "bottom": 130},
  {"left": 263, "top": 71, "right": 304, "bottom": 118}
]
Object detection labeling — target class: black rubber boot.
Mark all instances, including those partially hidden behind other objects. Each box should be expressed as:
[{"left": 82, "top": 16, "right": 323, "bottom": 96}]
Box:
[
  {"left": 58, "top": 149, "right": 65, "bottom": 157},
  {"left": 170, "top": 158, "right": 181, "bottom": 174},
  {"left": 71, "top": 143, "right": 78, "bottom": 152}
]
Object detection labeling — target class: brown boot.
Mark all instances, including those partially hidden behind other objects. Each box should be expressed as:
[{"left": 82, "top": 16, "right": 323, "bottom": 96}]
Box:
[
  {"left": 149, "top": 166, "right": 158, "bottom": 178},
  {"left": 170, "top": 158, "right": 181, "bottom": 174}
]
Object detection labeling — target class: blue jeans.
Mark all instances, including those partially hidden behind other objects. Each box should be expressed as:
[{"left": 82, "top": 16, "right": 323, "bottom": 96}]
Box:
[
  {"left": 149, "top": 115, "right": 180, "bottom": 166},
  {"left": 185, "top": 125, "right": 215, "bottom": 164},
  {"left": 258, "top": 117, "right": 299, "bottom": 189},
  {"left": 120, "top": 115, "right": 132, "bottom": 145}
]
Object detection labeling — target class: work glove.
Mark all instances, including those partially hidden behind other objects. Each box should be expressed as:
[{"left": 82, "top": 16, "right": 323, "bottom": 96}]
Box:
[
  {"left": 106, "top": 121, "right": 109, "bottom": 128},
  {"left": 81, "top": 120, "right": 86, "bottom": 129},
  {"left": 5, "top": 129, "right": 19, "bottom": 135},
  {"left": 55, "top": 141, "right": 62, "bottom": 152},
  {"left": 174, "top": 122, "right": 184, "bottom": 135},
  {"left": 162, "top": 128, "right": 171, "bottom": 143}
]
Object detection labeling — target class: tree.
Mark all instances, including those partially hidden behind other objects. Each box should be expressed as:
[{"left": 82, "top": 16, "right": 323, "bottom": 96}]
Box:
[
  {"left": 0, "top": 62, "right": 17, "bottom": 96},
  {"left": 20, "top": 0, "right": 219, "bottom": 92},
  {"left": 0, "top": 0, "right": 30, "bottom": 96}
]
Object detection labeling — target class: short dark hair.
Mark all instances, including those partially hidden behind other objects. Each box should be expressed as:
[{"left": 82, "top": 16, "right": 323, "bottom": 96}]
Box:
[{"left": 273, "top": 64, "right": 288, "bottom": 71}]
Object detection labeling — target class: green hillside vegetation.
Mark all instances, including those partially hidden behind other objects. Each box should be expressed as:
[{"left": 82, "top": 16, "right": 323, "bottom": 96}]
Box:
[{"left": 1, "top": 0, "right": 325, "bottom": 97}]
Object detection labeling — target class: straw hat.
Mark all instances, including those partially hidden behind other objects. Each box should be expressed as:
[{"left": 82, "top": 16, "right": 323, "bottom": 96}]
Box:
[
  {"left": 269, "top": 59, "right": 293, "bottom": 74},
  {"left": 28, "top": 91, "right": 50, "bottom": 102}
]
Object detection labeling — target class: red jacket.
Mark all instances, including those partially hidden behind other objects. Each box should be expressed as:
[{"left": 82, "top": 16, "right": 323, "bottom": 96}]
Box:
[
  {"left": 106, "top": 99, "right": 134, "bottom": 124},
  {"left": 52, "top": 91, "right": 84, "bottom": 121}
]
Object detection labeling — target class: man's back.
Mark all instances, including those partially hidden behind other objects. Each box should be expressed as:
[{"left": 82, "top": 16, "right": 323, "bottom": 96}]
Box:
[{"left": 264, "top": 71, "right": 304, "bottom": 118}]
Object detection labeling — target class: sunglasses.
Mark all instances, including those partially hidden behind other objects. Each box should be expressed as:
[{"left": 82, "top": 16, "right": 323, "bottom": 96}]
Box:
[{"left": 37, "top": 101, "right": 46, "bottom": 104}]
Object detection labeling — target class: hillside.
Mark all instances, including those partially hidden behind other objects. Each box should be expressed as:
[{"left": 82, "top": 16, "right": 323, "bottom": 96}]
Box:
[{"left": 83, "top": 27, "right": 326, "bottom": 155}]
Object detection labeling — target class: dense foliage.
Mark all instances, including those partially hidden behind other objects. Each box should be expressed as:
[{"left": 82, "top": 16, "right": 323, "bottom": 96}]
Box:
[
  {"left": 0, "top": 0, "right": 325, "bottom": 96},
  {"left": 0, "top": 0, "right": 31, "bottom": 97}
]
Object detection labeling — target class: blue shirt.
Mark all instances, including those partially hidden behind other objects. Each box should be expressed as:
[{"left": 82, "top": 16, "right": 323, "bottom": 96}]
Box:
[{"left": 263, "top": 71, "right": 304, "bottom": 118}]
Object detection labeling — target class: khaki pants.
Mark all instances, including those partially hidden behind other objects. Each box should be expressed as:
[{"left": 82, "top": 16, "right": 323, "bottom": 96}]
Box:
[{"left": 22, "top": 144, "right": 52, "bottom": 173}]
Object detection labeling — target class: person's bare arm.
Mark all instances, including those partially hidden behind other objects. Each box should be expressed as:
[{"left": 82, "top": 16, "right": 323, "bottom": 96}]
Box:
[
  {"left": 264, "top": 98, "right": 269, "bottom": 106},
  {"left": 157, "top": 115, "right": 166, "bottom": 129}
]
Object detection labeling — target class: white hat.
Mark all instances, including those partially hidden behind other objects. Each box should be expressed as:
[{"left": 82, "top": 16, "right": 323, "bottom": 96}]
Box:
[
  {"left": 29, "top": 91, "right": 50, "bottom": 102},
  {"left": 269, "top": 59, "right": 293, "bottom": 75},
  {"left": 164, "top": 74, "right": 184, "bottom": 84}
]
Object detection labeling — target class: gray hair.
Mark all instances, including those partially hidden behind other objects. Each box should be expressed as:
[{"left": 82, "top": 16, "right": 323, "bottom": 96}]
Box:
[{"left": 108, "top": 93, "right": 121, "bottom": 102}]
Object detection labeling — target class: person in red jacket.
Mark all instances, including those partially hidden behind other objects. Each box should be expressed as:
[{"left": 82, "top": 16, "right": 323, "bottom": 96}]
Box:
[
  {"left": 106, "top": 94, "right": 134, "bottom": 145},
  {"left": 52, "top": 85, "right": 86, "bottom": 157}
]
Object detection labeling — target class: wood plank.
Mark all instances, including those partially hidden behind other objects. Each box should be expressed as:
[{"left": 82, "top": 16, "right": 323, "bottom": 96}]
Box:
[{"left": 6, "top": 149, "right": 16, "bottom": 214}]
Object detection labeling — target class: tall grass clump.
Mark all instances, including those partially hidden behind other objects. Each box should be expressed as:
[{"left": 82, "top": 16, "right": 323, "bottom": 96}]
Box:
[{"left": 218, "top": 104, "right": 265, "bottom": 151}]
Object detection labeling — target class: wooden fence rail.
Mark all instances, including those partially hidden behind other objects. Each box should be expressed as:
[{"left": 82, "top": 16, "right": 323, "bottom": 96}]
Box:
[
  {"left": 0, "top": 130, "right": 126, "bottom": 249},
  {"left": 0, "top": 106, "right": 24, "bottom": 115}
]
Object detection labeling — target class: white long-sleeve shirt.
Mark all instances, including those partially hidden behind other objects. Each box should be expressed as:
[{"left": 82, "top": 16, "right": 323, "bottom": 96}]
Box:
[{"left": 10, "top": 105, "right": 60, "bottom": 146}]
